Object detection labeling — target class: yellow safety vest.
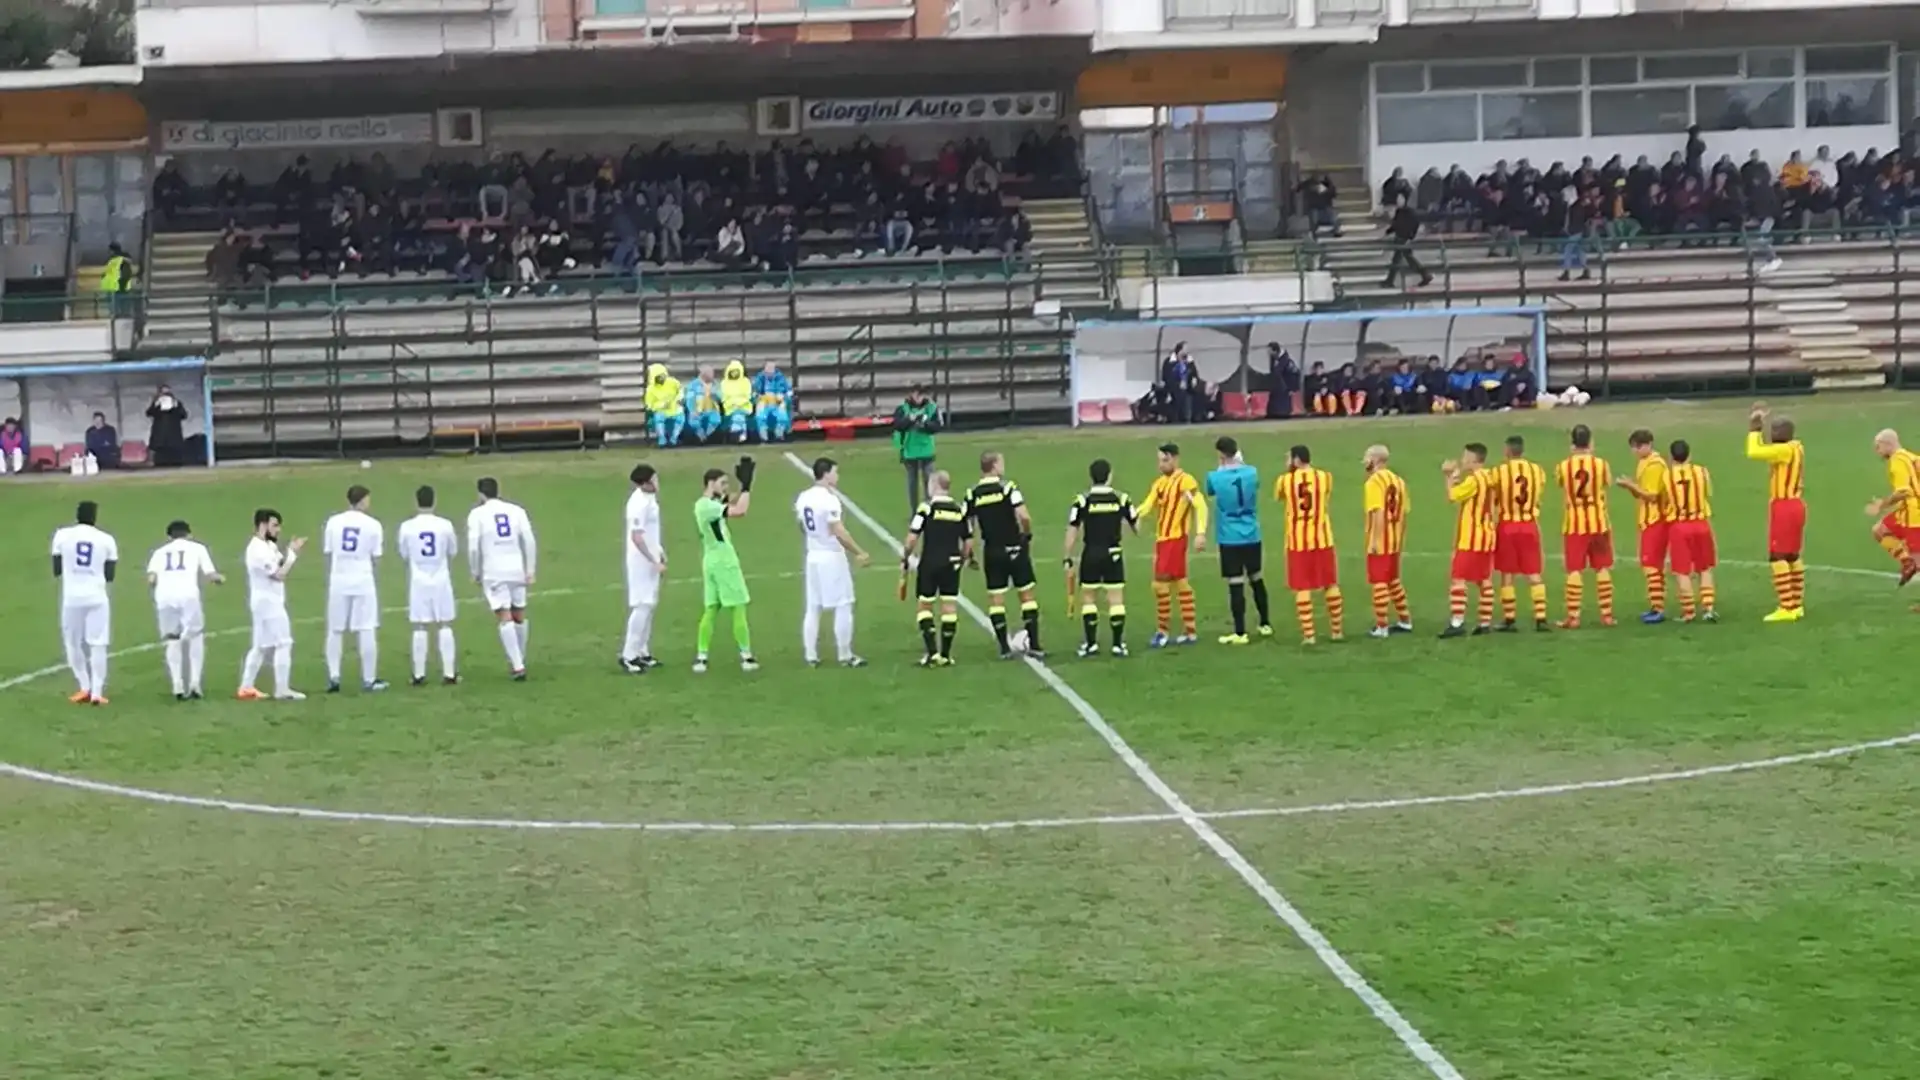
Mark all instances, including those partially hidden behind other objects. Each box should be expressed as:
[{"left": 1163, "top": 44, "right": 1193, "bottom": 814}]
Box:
[{"left": 99, "top": 256, "right": 130, "bottom": 294}]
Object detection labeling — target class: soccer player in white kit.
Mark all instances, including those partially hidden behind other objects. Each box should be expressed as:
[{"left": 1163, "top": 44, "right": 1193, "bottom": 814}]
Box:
[
  {"left": 146, "top": 519, "right": 223, "bottom": 699},
  {"left": 793, "top": 457, "right": 871, "bottom": 667},
  {"left": 620, "top": 463, "right": 666, "bottom": 674},
  {"left": 50, "top": 500, "right": 119, "bottom": 705},
  {"left": 322, "top": 484, "right": 387, "bottom": 693},
  {"left": 398, "top": 484, "right": 460, "bottom": 685},
  {"left": 467, "top": 476, "right": 536, "bottom": 680},
  {"left": 238, "top": 508, "right": 307, "bottom": 701}
]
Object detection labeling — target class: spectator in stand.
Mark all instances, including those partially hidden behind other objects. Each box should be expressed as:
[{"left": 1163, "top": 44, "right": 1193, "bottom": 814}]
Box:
[
  {"left": 1810, "top": 145, "right": 1837, "bottom": 190},
  {"left": 1382, "top": 195, "right": 1431, "bottom": 289},
  {"left": 1672, "top": 175, "right": 1710, "bottom": 243},
  {"left": 393, "top": 201, "right": 430, "bottom": 275},
  {"left": 1707, "top": 172, "right": 1745, "bottom": 237},
  {"left": 1801, "top": 172, "right": 1842, "bottom": 239},
  {"left": 451, "top": 223, "right": 482, "bottom": 285},
  {"left": 507, "top": 228, "right": 542, "bottom": 296},
  {"left": 206, "top": 231, "right": 243, "bottom": 293},
  {"left": 275, "top": 155, "right": 315, "bottom": 226},
  {"left": 714, "top": 216, "right": 747, "bottom": 269},
  {"left": 0, "top": 416, "right": 25, "bottom": 474},
  {"left": 355, "top": 203, "right": 393, "bottom": 276},
  {"left": 536, "top": 218, "right": 574, "bottom": 280},
  {"left": 684, "top": 365, "right": 722, "bottom": 443},
  {"left": 146, "top": 385, "right": 188, "bottom": 468},
  {"left": 213, "top": 167, "right": 247, "bottom": 215},
  {"left": 657, "top": 193, "right": 686, "bottom": 263},
  {"left": 1684, "top": 125, "right": 1707, "bottom": 180},
  {"left": 1389, "top": 359, "right": 1424, "bottom": 415},
  {"left": 1739, "top": 150, "right": 1772, "bottom": 192},
  {"left": 1631, "top": 181, "right": 1672, "bottom": 239},
  {"left": 1304, "top": 362, "right": 1335, "bottom": 416},
  {"left": 86, "top": 412, "right": 120, "bottom": 469},
  {"left": 1415, "top": 167, "right": 1444, "bottom": 218},
  {"left": 152, "top": 160, "right": 189, "bottom": 223},
  {"left": 1862, "top": 172, "right": 1902, "bottom": 233},
  {"left": 1559, "top": 187, "right": 1603, "bottom": 281},
  {"left": 1441, "top": 165, "right": 1477, "bottom": 231},
  {"left": 998, "top": 204, "right": 1032, "bottom": 256},
  {"left": 1379, "top": 167, "right": 1413, "bottom": 213},
  {"left": 1160, "top": 343, "right": 1198, "bottom": 424},
  {"left": 1743, "top": 175, "right": 1783, "bottom": 272},
  {"left": 753, "top": 361, "right": 793, "bottom": 443},
  {"left": 608, "top": 199, "right": 645, "bottom": 274},
  {"left": 241, "top": 234, "right": 276, "bottom": 289},
  {"left": 1480, "top": 185, "right": 1514, "bottom": 254},
  {"left": 1264, "top": 343, "right": 1299, "bottom": 419},
  {"left": 1298, "top": 174, "right": 1341, "bottom": 237}
]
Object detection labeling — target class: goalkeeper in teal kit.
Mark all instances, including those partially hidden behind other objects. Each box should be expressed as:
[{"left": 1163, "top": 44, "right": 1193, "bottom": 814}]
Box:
[{"left": 694, "top": 456, "right": 759, "bottom": 674}]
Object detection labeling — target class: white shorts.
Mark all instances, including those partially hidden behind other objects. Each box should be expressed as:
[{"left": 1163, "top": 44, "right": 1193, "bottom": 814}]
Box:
[
  {"left": 409, "top": 581, "right": 457, "bottom": 624},
  {"left": 483, "top": 580, "right": 528, "bottom": 612},
  {"left": 251, "top": 604, "right": 293, "bottom": 649},
  {"left": 804, "top": 551, "right": 856, "bottom": 610},
  {"left": 327, "top": 590, "right": 380, "bottom": 633},
  {"left": 155, "top": 600, "right": 205, "bottom": 638},
  {"left": 62, "top": 602, "right": 111, "bottom": 648},
  {"left": 627, "top": 561, "right": 662, "bottom": 607}
]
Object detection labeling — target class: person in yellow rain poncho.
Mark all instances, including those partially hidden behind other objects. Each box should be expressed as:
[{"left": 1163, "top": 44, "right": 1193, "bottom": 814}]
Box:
[
  {"left": 684, "top": 364, "right": 722, "bottom": 444},
  {"left": 719, "top": 360, "right": 754, "bottom": 444},
  {"left": 644, "top": 363, "right": 685, "bottom": 447}
]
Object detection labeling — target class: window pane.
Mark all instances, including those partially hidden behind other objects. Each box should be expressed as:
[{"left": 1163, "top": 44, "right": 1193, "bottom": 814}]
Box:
[
  {"left": 1804, "top": 45, "right": 1889, "bottom": 75},
  {"left": 1642, "top": 53, "right": 1740, "bottom": 81},
  {"left": 1428, "top": 62, "right": 1527, "bottom": 90},
  {"left": 1589, "top": 56, "right": 1638, "bottom": 85},
  {"left": 1532, "top": 57, "right": 1582, "bottom": 87},
  {"left": 1806, "top": 76, "right": 1891, "bottom": 127},
  {"left": 1482, "top": 91, "right": 1582, "bottom": 140},
  {"left": 1695, "top": 81, "right": 1794, "bottom": 131},
  {"left": 1374, "top": 63, "right": 1425, "bottom": 94},
  {"left": 1745, "top": 48, "right": 1795, "bottom": 79},
  {"left": 1376, "top": 95, "right": 1478, "bottom": 145},
  {"left": 1590, "top": 87, "right": 1691, "bottom": 136}
]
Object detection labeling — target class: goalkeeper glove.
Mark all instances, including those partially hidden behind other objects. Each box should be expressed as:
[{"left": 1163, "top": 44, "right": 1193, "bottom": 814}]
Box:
[{"left": 734, "top": 455, "right": 757, "bottom": 492}]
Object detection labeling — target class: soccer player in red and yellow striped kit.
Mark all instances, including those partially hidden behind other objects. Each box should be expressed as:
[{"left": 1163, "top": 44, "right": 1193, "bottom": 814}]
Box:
[
  {"left": 1439, "top": 443, "right": 1498, "bottom": 638},
  {"left": 1488, "top": 434, "right": 1550, "bottom": 632},
  {"left": 1745, "top": 403, "right": 1806, "bottom": 622},
  {"left": 1554, "top": 424, "right": 1616, "bottom": 628},
  {"left": 1867, "top": 428, "right": 1920, "bottom": 589},
  {"left": 1666, "top": 439, "right": 1719, "bottom": 623},
  {"left": 1615, "top": 429, "right": 1675, "bottom": 624},
  {"left": 1140, "top": 443, "right": 1207, "bottom": 646},
  {"left": 1361, "top": 444, "right": 1413, "bottom": 638},
  {"left": 1275, "top": 444, "right": 1342, "bottom": 644}
]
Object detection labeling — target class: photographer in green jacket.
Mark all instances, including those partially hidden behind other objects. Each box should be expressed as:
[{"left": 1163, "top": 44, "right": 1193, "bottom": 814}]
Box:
[{"left": 892, "top": 385, "right": 940, "bottom": 511}]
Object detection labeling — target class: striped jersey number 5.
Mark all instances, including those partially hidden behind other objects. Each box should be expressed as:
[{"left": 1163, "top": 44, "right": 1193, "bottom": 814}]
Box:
[{"left": 1294, "top": 480, "right": 1315, "bottom": 514}]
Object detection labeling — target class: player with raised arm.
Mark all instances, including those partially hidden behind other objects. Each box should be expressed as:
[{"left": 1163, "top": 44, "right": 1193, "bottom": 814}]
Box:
[
  {"left": 620, "top": 464, "right": 666, "bottom": 674},
  {"left": 467, "top": 477, "right": 536, "bottom": 680},
  {"left": 1489, "top": 435, "right": 1551, "bottom": 632},
  {"left": 1276, "top": 444, "right": 1343, "bottom": 645},
  {"left": 1204, "top": 436, "right": 1272, "bottom": 644},
  {"left": 147, "top": 519, "right": 222, "bottom": 699},
  {"left": 51, "top": 500, "right": 119, "bottom": 705},
  {"left": 1064, "top": 458, "right": 1139, "bottom": 657},
  {"left": 1614, "top": 429, "right": 1674, "bottom": 624},
  {"left": 794, "top": 457, "right": 871, "bottom": 668},
  {"left": 1361, "top": 444, "right": 1413, "bottom": 638},
  {"left": 398, "top": 485, "right": 460, "bottom": 686},
  {"left": 1867, "top": 429, "right": 1920, "bottom": 589},
  {"left": 1440, "top": 444, "right": 1498, "bottom": 638},
  {"left": 694, "top": 457, "right": 758, "bottom": 673},
  {"left": 965, "top": 451, "right": 1043, "bottom": 658},
  {"left": 903, "top": 469, "right": 971, "bottom": 666},
  {"left": 1746, "top": 402, "right": 1808, "bottom": 622},
  {"left": 1139, "top": 443, "right": 1207, "bottom": 647},
  {"left": 1666, "top": 440, "right": 1719, "bottom": 623},
  {"left": 322, "top": 484, "right": 387, "bottom": 693},
  {"left": 238, "top": 508, "right": 307, "bottom": 701},
  {"left": 1554, "top": 424, "right": 1616, "bottom": 629}
]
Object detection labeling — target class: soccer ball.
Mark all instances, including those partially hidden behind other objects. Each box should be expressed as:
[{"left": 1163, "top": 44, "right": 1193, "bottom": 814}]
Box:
[{"left": 1008, "top": 628, "right": 1031, "bottom": 654}]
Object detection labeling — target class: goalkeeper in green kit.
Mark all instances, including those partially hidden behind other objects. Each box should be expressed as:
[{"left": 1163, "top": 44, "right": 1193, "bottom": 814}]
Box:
[{"left": 694, "top": 456, "right": 759, "bottom": 674}]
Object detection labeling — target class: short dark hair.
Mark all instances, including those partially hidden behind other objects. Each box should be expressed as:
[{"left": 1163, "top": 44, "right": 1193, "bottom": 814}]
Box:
[
  {"left": 1670, "top": 439, "right": 1691, "bottom": 463},
  {"left": 477, "top": 477, "right": 499, "bottom": 499},
  {"left": 1290, "top": 444, "right": 1312, "bottom": 464},
  {"left": 1505, "top": 435, "right": 1525, "bottom": 454},
  {"left": 415, "top": 485, "right": 435, "bottom": 508},
  {"left": 1157, "top": 443, "right": 1179, "bottom": 457},
  {"left": 702, "top": 467, "right": 727, "bottom": 487},
  {"left": 1628, "top": 429, "right": 1655, "bottom": 448},
  {"left": 1570, "top": 424, "right": 1592, "bottom": 449},
  {"left": 1089, "top": 458, "right": 1111, "bottom": 484},
  {"left": 811, "top": 457, "right": 836, "bottom": 480},
  {"left": 346, "top": 484, "right": 370, "bottom": 506},
  {"left": 166, "top": 519, "right": 190, "bottom": 538},
  {"left": 630, "top": 464, "right": 655, "bottom": 486},
  {"left": 92, "top": 411, "right": 106, "bottom": 422},
  {"left": 253, "top": 508, "right": 280, "bottom": 528},
  {"left": 75, "top": 501, "right": 98, "bottom": 525},
  {"left": 1463, "top": 442, "right": 1489, "bottom": 460},
  {"left": 1215, "top": 436, "right": 1238, "bottom": 457}
]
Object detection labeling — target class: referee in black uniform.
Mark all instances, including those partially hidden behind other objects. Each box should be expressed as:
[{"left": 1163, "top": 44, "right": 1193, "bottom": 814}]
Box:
[
  {"left": 965, "top": 451, "right": 1044, "bottom": 658},
  {"left": 903, "top": 469, "right": 971, "bottom": 667},
  {"left": 1063, "top": 458, "right": 1139, "bottom": 658}
]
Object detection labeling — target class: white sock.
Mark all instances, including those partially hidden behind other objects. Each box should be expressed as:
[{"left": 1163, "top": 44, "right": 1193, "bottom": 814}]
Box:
[
  {"left": 634, "top": 604, "right": 654, "bottom": 658},
  {"left": 437, "top": 626, "right": 457, "bottom": 679},
  {"left": 188, "top": 635, "right": 206, "bottom": 693},
  {"left": 412, "top": 629, "right": 429, "bottom": 680},
  {"left": 498, "top": 621, "right": 524, "bottom": 670},
  {"left": 801, "top": 605, "right": 821, "bottom": 663},
  {"left": 164, "top": 639, "right": 186, "bottom": 694},
  {"left": 623, "top": 607, "right": 645, "bottom": 659},
  {"left": 271, "top": 647, "right": 292, "bottom": 693},
  {"left": 833, "top": 604, "right": 855, "bottom": 661},
  {"left": 325, "top": 631, "right": 344, "bottom": 683},
  {"left": 89, "top": 645, "right": 108, "bottom": 697},
  {"left": 240, "top": 646, "right": 264, "bottom": 691},
  {"left": 357, "top": 629, "right": 379, "bottom": 684},
  {"left": 515, "top": 619, "right": 529, "bottom": 658}
]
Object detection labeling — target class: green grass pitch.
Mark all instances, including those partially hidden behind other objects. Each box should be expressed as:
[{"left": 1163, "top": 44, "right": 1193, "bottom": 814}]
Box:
[{"left": 2, "top": 394, "right": 1917, "bottom": 1079}]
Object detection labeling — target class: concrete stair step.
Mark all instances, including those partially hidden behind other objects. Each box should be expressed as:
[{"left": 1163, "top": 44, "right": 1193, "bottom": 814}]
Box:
[
  {"left": 1811, "top": 371, "right": 1886, "bottom": 389},
  {"left": 1776, "top": 299, "right": 1847, "bottom": 315},
  {"left": 1787, "top": 322, "right": 1861, "bottom": 337},
  {"left": 1800, "top": 345, "right": 1876, "bottom": 364}
]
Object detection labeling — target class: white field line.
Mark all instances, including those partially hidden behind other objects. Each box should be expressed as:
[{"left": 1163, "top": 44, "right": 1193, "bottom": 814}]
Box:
[{"left": 787, "top": 454, "right": 1468, "bottom": 1080}]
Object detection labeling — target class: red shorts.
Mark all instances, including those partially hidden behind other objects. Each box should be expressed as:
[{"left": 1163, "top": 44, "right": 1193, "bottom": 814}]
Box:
[
  {"left": 1668, "top": 520, "right": 1718, "bottom": 575},
  {"left": 1366, "top": 552, "right": 1402, "bottom": 585},
  {"left": 1638, "top": 522, "right": 1671, "bottom": 569},
  {"left": 1493, "top": 522, "right": 1543, "bottom": 575},
  {"left": 1768, "top": 498, "right": 1806, "bottom": 556},
  {"left": 1449, "top": 549, "right": 1493, "bottom": 583},
  {"left": 1153, "top": 537, "right": 1189, "bottom": 580},
  {"left": 1877, "top": 513, "right": 1920, "bottom": 548},
  {"left": 1287, "top": 547, "right": 1339, "bottom": 591},
  {"left": 1562, "top": 532, "right": 1615, "bottom": 572}
]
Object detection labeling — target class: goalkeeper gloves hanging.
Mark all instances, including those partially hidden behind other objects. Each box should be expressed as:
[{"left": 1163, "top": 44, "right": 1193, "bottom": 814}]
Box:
[{"left": 734, "top": 455, "right": 757, "bottom": 492}]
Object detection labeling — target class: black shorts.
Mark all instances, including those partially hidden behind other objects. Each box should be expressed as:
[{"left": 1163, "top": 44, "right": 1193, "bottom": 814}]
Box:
[
  {"left": 915, "top": 557, "right": 963, "bottom": 601},
  {"left": 983, "top": 543, "right": 1037, "bottom": 591},
  {"left": 1079, "top": 549, "right": 1125, "bottom": 588},
  {"left": 1218, "top": 542, "right": 1264, "bottom": 580}
]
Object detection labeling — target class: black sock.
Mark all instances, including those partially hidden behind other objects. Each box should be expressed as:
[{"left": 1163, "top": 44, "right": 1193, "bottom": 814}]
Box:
[
  {"left": 917, "top": 611, "right": 936, "bottom": 655},
  {"left": 1228, "top": 582, "right": 1247, "bottom": 635},
  {"left": 1082, "top": 608, "right": 1098, "bottom": 647},
  {"left": 1110, "top": 611, "right": 1125, "bottom": 647},
  {"left": 1021, "top": 603, "right": 1041, "bottom": 649},
  {"left": 1250, "top": 578, "right": 1272, "bottom": 626},
  {"left": 939, "top": 614, "right": 958, "bottom": 658},
  {"left": 988, "top": 607, "right": 1009, "bottom": 652}
]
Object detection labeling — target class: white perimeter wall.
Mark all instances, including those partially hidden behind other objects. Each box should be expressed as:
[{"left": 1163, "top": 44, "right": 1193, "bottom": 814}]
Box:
[{"left": 137, "top": 3, "right": 543, "bottom": 66}]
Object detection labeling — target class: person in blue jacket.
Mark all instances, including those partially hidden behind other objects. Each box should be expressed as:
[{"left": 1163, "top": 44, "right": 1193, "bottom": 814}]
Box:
[
  {"left": 753, "top": 361, "right": 793, "bottom": 442},
  {"left": 1388, "top": 359, "right": 1425, "bottom": 415},
  {"left": 1445, "top": 359, "right": 1478, "bottom": 413}
]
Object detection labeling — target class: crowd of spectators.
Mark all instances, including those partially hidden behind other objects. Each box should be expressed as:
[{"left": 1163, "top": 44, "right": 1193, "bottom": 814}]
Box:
[{"left": 158, "top": 131, "right": 1076, "bottom": 295}]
